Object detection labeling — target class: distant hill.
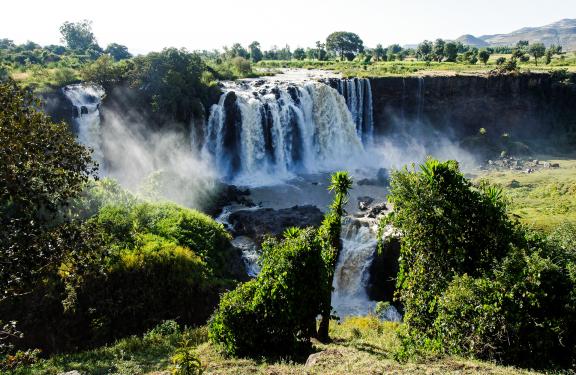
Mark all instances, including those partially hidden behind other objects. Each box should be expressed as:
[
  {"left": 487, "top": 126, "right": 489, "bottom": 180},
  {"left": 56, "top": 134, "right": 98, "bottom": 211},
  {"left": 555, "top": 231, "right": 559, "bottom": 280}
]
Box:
[
  {"left": 456, "top": 19, "right": 576, "bottom": 51},
  {"left": 455, "top": 34, "right": 489, "bottom": 48}
]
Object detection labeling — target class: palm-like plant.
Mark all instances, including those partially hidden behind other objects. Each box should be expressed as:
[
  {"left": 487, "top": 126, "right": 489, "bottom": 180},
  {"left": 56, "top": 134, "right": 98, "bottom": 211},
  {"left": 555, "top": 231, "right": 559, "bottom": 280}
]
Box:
[{"left": 317, "top": 171, "right": 353, "bottom": 342}]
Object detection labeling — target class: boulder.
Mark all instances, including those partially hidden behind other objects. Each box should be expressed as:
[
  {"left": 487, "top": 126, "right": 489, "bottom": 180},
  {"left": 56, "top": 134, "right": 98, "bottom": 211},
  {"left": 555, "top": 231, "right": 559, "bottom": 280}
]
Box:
[
  {"left": 357, "top": 196, "right": 375, "bottom": 211},
  {"left": 228, "top": 205, "right": 324, "bottom": 243}
]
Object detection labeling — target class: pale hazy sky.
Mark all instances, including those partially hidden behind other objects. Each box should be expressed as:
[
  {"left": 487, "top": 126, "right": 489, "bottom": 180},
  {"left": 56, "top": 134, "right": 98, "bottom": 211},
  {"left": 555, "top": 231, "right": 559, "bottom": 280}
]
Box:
[{"left": 2, "top": 0, "right": 575, "bottom": 54}]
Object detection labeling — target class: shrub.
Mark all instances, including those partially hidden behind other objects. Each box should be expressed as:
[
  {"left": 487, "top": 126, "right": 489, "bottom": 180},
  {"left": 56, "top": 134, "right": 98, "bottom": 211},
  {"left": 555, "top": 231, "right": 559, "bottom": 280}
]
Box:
[
  {"left": 209, "top": 227, "right": 326, "bottom": 356},
  {"left": 384, "top": 158, "right": 576, "bottom": 367},
  {"left": 68, "top": 233, "right": 215, "bottom": 342},
  {"left": 94, "top": 201, "right": 237, "bottom": 278}
]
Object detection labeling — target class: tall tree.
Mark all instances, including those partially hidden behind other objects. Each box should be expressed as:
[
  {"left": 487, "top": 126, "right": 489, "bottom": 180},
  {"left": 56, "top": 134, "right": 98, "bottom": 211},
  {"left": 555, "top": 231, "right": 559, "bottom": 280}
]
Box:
[
  {"left": 373, "top": 44, "right": 385, "bottom": 61},
  {"left": 416, "top": 40, "right": 433, "bottom": 61},
  {"left": 0, "top": 79, "right": 97, "bottom": 302},
  {"left": 444, "top": 42, "right": 458, "bottom": 62},
  {"left": 59, "top": 20, "right": 99, "bottom": 51},
  {"left": 105, "top": 43, "right": 132, "bottom": 61},
  {"left": 529, "top": 43, "right": 546, "bottom": 65},
  {"left": 326, "top": 32, "right": 364, "bottom": 60},
  {"left": 478, "top": 49, "right": 491, "bottom": 65},
  {"left": 317, "top": 171, "right": 353, "bottom": 342},
  {"left": 248, "top": 41, "right": 263, "bottom": 63},
  {"left": 433, "top": 39, "right": 445, "bottom": 62}
]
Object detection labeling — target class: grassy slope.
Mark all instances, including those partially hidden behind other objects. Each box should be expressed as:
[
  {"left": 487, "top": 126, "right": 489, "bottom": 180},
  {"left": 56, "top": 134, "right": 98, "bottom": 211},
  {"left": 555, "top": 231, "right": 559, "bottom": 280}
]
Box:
[
  {"left": 474, "top": 157, "right": 576, "bottom": 231},
  {"left": 19, "top": 317, "right": 541, "bottom": 375}
]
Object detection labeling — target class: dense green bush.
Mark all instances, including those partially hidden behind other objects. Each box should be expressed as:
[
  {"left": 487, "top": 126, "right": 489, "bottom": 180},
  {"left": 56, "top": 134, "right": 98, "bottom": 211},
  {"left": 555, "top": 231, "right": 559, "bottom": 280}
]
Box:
[
  {"left": 384, "top": 158, "right": 576, "bottom": 367},
  {"left": 209, "top": 227, "right": 326, "bottom": 356},
  {"left": 93, "top": 201, "right": 237, "bottom": 277},
  {"left": 68, "top": 233, "right": 214, "bottom": 342},
  {"left": 60, "top": 200, "right": 242, "bottom": 343}
]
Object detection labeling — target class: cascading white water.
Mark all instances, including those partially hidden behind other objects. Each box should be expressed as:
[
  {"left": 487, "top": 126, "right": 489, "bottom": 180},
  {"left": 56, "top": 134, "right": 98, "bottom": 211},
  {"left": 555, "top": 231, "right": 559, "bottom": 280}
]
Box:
[
  {"left": 334, "top": 78, "right": 374, "bottom": 146},
  {"left": 332, "top": 216, "right": 378, "bottom": 317},
  {"left": 332, "top": 216, "right": 402, "bottom": 320},
  {"left": 203, "top": 81, "right": 364, "bottom": 184},
  {"left": 62, "top": 84, "right": 105, "bottom": 172}
]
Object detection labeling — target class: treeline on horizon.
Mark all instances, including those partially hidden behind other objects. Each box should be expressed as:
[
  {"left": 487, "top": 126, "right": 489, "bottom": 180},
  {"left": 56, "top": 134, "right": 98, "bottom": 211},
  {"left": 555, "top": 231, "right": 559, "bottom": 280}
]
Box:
[{"left": 2, "top": 20, "right": 574, "bottom": 92}]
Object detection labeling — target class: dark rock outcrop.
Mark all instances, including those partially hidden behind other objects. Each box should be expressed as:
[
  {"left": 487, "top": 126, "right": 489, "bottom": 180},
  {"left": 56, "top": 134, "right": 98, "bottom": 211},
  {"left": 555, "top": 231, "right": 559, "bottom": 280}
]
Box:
[
  {"left": 366, "top": 235, "right": 400, "bottom": 304},
  {"left": 369, "top": 73, "right": 576, "bottom": 149},
  {"left": 228, "top": 205, "right": 324, "bottom": 243}
]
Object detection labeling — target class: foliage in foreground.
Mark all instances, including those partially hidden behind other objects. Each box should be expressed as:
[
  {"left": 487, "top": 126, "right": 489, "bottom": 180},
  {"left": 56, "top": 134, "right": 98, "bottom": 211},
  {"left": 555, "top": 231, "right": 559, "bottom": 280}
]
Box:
[
  {"left": 209, "top": 227, "right": 326, "bottom": 357},
  {"left": 209, "top": 172, "right": 352, "bottom": 356},
  {"left": 384, "top": 158, "right": 576, "bottom": 367}
]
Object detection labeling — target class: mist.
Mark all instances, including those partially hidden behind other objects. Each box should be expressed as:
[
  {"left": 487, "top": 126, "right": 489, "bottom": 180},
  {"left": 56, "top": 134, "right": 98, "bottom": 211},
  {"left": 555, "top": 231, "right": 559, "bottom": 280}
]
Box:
[{"left": 100, "top": 108, "right": 218, "bottom": 210}]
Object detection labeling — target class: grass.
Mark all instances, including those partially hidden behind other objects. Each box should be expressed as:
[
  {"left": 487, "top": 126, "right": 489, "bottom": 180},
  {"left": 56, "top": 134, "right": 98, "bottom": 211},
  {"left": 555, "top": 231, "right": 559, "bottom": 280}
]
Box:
[
  {"left": 475, "top": 157, "right": 576, "bottom": 232},
  {"left": 8, "top": 66, "right": 81, "bottom": 92},
  {"left": 15, "top": 317, "right": 545, "bottom": 375},
  {"left": 257, "top": 53, "right": 576, "bottom": 78}
]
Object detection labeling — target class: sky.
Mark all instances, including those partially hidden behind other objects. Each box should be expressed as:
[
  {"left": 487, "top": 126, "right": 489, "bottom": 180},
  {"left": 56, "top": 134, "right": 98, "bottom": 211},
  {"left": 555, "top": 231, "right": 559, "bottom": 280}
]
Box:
[{"left": 2, "top": 0, "right": 575, "bottom": 55}]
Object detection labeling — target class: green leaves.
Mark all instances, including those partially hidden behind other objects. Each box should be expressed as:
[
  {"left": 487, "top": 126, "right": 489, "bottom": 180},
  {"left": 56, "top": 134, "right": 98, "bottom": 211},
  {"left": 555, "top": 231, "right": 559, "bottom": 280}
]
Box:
[{"left": 385, "top": 157, "right": 576, "bottom": 366}]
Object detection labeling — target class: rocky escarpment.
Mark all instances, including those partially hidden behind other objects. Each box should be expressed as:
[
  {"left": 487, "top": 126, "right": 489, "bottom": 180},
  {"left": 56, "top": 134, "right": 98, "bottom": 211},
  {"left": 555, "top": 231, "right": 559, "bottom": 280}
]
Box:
[{"left": 370, "top": 73, "right": 576, "bottom": 143}]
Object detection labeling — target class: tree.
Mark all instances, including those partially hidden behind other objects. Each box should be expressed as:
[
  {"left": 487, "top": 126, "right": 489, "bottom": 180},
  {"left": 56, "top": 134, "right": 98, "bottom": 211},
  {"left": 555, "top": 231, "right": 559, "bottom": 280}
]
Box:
[
  {"left": 224, "top": 43, "right": 248, "bottom": 59},
  {"left": 317, "top": 171, "right": 353, "bottom": 342},
  {"left": 82, "top": 54, "right": 126, "bottom": 92},
  {"left": 209, "top": 227, "right": 326, "bottom": 356},
  {"left": 478, "top": 49, "right": 491, "bottom": 65},
  {"left": 248, "top": 41, "right": 263, "bottom": 63},
  {"left": 293, "top": 47, "right": 306, "bottom": 60},
  {"left": 444, "top": 42, "right": 458, "bottom": 62},
  {"left": 529, "top": 42, "right": 546, "bottom": 65},
  {"left": 381, "top": 158, "right": 576, "bottom": 366},
  {"left": 373, "top": 44, "right": 386, "bottom": 61},
  {"left": 59, "top": 20, "right": 99, "bottom": 51},
  {"left": 416, "top": 40, "right": 433, "bottom": 61},
  {"left": 0, "top": 78, "right": 96, "bottom": 302},
  {"left": 105, "top": 43, "right": 132, "bottom": 61},
  {"left": 326, "top": 32, "right": 364, "bottom": 60},
  {"left": 0, "top": 39, "right": 15, "bottom": 50},
  {"left": 433, "top": 39, "right": 445, "bottom": 62}
]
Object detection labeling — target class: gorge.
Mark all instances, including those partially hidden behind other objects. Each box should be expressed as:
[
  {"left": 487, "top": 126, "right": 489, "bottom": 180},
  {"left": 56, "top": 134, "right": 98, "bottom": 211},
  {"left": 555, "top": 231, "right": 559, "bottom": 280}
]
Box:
[{"left": 54, "top": 70, "right": 576, "bottom": 320}]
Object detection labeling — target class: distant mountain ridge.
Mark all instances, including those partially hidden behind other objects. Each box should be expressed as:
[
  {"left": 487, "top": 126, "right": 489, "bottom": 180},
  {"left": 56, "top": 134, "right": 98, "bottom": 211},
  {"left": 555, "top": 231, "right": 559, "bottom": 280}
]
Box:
[{"left": 456, "top": 19, "right": 576, "bottom": 51}]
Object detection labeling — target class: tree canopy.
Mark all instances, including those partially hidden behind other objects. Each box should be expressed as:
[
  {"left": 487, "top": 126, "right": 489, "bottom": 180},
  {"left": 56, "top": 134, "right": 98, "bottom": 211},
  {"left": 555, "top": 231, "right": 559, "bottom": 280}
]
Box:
[
  {"left": 0, "top": 79, "right": 96, "bottom": 301},
  {"left": 59, "top": 20, "right": 99, "bottom": 52},
  {"left": 326, "top": 32, "right": 364, "bottom": 60}
]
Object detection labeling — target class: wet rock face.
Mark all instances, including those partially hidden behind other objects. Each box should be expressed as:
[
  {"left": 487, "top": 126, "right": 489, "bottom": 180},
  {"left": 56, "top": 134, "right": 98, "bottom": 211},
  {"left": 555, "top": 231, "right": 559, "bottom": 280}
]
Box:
[
  {"left": 228, "top": 205, "right": 324, "bottom": 243},
  {"left": 366, "top": 235, "right": 400, "bottom": 304},
  {"left": 370, "top": 74, "right": 576, "bottom": 142}
]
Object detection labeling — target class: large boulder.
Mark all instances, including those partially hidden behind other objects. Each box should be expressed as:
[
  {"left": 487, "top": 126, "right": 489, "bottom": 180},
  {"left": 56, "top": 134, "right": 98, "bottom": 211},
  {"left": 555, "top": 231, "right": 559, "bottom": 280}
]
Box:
[{"left": 228, "top": 205, "right": 324, "bottom": 243}]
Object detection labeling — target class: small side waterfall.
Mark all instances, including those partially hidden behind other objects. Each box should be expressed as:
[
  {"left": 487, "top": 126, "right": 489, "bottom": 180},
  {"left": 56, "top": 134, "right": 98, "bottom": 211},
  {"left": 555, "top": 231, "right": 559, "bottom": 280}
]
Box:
[
  {"left": 333, "top": 78, "right": 374, "bottom": 145},
  {"left": 331, "top": 216, "right": 379, "bottom": 317},
  {"left": 62, "top": 84, "right": 105, "bottom": 171},
  {"left": 416, "top": 77, "right": 425, "bottom": 122},
  {"left": 203, "top": 81, "right": 365, "bottom": 182}
]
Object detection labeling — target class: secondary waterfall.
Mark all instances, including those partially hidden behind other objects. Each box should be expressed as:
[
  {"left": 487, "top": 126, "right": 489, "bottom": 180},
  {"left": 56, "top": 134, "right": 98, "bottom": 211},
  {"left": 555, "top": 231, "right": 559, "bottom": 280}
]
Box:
[
  {"left": 62, "top": 84, "right": 105, "bottom": 171},
  {"left": 332, "top": 78, "right": 374, "bottom": 145},
  {"left": 202, "top": 80, "right": 365, "bottom": 183}
]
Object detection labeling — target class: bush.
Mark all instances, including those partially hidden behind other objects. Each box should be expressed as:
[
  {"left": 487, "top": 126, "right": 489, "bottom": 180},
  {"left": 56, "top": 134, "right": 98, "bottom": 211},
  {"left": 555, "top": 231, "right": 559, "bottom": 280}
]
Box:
[
  {"left": 384, "top": 158, "right": 576, "bottom": 367},
  {"left": 60, "top": 200, "right": 242, "bottom": 343},
  {"left": 67, "top": 233, "right": 213, "bottom": 342},
  {"left": 209, "top": 227, "right": 326, "bottom": 356},
  {"left": 94, "top": 201, "right": 237, "bottom": 277}
]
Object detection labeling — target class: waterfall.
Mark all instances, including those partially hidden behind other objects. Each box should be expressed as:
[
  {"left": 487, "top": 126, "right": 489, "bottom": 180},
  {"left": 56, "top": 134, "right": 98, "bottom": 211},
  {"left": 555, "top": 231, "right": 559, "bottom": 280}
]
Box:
[
  {"left": 332, "top": 216, "right": 402, "bottom": 320},
  {"left": 416, "top": 77, "right": 425, "bottom": 122},
  {"left": 203, "top": 81, "right": 365, "bottom": 183},
  {"left": 333, "top": 78, "right": 374, "bottom": 145},
  {"left": 62, "top": 84, "right": 105, "bottom": 172},
  {"left": 331, "top": 216, "right": 378, "bottom": 317}
]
